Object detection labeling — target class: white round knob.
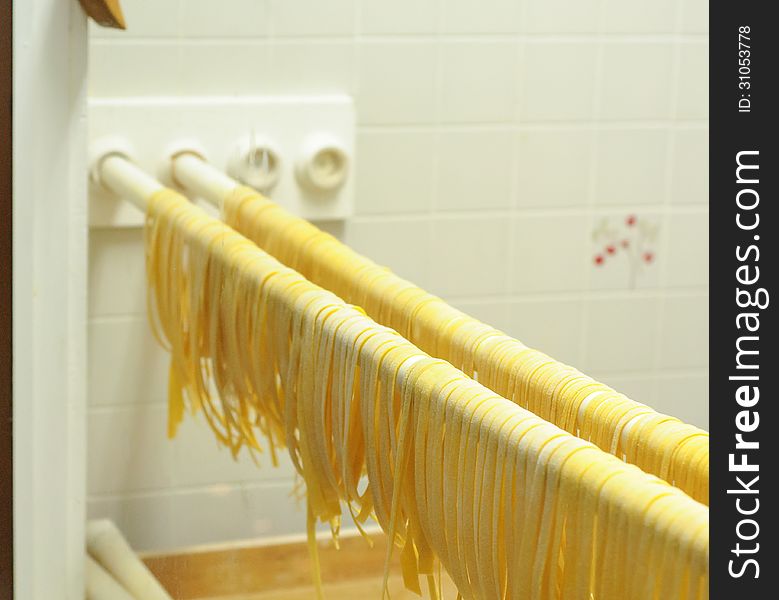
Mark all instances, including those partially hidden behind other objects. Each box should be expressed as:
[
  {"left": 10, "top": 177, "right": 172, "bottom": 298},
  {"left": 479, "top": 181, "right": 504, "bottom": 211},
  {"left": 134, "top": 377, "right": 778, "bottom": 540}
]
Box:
[
  {"left": 160, "top": 138, "right": 209, "bottom": 189},
  {"left": 295, "top": 134, "right": 349, "bottom": 193},
  {"left": 88, "top": 136, "right": 135, "bottom": 191},
  {"left": 227, "top": 135, "right": 281, "bottom": 193}
]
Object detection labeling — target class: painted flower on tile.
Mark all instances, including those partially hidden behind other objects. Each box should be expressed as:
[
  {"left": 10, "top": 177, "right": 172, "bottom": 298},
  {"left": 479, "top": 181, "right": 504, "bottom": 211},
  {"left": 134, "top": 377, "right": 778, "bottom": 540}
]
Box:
[{"left": 592, "top": 214, "right": 658, "bottom": 288}]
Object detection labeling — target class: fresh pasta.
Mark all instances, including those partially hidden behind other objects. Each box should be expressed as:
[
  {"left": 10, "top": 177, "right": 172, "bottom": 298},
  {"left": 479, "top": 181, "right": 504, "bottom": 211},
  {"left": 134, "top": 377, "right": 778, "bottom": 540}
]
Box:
[
  {"left": 220, "top": 186, "right": 709, "bottom": 505},
  {"left": 145, "top": 188, "right": 709, "bottom": 599}
]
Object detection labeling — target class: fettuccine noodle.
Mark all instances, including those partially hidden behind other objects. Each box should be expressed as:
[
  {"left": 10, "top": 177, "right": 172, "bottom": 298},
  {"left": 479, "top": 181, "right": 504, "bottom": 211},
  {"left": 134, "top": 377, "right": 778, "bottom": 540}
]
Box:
[
  {"left": 144, "top": 189, "right": 708, "bottom": 600},
  {"left": 220, "top": 186, "right": 708, "bottom": 505}
]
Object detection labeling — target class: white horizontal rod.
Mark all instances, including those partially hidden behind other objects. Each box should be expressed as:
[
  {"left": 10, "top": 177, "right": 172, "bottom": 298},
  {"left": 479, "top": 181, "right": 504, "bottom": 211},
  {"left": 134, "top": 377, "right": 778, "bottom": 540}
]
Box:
[
  {"left": 100, "top": 155, "right": 164, "bottom": 212},
  {"left": 86, "top": 520, "right": 172, "bottom": 600},
  {"left": 172, "top": 153, "right": 239, "bottom": 207}
]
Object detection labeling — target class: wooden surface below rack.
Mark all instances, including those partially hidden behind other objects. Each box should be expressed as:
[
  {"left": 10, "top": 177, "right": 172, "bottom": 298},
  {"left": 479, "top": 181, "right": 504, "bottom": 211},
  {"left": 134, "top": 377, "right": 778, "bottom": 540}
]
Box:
[{"left": 142, "top": 531, "right": 456, "bottom": 599}]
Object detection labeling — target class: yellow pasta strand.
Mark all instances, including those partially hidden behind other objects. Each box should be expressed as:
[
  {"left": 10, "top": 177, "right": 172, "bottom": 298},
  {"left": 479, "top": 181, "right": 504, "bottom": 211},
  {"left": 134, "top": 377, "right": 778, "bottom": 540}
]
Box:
[
  {"left": 145, "top": 188, "right": 708, "bottom": 599},
  {"left": 221, "top": 186, "right": 709, "bottom": 505}
]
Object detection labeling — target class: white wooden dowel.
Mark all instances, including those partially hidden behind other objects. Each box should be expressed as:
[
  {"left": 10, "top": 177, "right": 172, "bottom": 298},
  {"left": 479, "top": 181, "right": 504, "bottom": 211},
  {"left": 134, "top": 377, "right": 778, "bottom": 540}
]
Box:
[
  {"left": 172, "top": 152, "right": 239, "bottom": 207},
  {"left": 98, "top": 154, "right": 163, "bottom": 212},
  {"left": 85, "top": 554, "right": 136, "bottom": 600},
  {"left": 86, "top": 520, "right": 172, "bottom": 600}
]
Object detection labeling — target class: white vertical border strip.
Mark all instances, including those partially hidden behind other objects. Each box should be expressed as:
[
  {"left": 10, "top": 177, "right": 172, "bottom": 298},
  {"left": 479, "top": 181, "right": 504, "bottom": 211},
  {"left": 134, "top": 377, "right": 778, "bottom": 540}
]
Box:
[{"left": 12, "top": 0, "right": 87, "bottom": 598}]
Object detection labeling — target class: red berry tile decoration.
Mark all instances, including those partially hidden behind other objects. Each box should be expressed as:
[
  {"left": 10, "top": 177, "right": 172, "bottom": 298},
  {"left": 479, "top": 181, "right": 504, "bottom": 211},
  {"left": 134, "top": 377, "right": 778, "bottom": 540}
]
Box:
[{"left": 592, "top": 214, "right": 658, "bottom": 288}]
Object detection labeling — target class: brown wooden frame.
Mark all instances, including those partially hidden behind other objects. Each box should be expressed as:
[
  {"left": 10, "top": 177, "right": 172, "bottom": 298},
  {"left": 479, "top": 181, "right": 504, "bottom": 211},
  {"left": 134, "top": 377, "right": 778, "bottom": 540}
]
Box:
[{"left": 1, "top": 0, "right": 14, "bottom": 595}]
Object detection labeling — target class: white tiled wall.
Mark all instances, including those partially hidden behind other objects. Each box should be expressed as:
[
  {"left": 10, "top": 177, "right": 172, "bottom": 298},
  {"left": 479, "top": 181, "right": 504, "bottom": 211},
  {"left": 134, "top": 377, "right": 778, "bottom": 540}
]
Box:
[{"left": 87, "top": 0, "right": 709, "bottom": 551}]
